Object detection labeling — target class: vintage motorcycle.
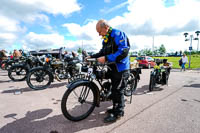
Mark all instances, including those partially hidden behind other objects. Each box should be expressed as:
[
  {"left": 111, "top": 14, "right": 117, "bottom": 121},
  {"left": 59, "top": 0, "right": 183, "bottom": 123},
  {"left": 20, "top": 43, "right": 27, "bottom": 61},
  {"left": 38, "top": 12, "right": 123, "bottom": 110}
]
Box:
[
  {"left": 26, "top": 55, "right": 81, "bottom": 90},
  {"left": 149, "top": 59, "right": 171, "bottom": 91},
  {"left": 0, "top": 57, "right": 18, "bottom": 70},
  {"left": 61, "top": 58, "right": 141, "bottom": 121},
  {"left": 8, "top": 55, "right": 43, "bottom": 81}
]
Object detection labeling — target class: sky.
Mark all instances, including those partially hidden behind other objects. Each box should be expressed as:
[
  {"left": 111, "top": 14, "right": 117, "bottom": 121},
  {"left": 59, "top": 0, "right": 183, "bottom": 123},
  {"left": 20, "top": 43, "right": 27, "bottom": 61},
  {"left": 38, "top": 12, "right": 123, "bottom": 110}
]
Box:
[{"left": 0, "top": 0, "right": 200, "bottom": 53}]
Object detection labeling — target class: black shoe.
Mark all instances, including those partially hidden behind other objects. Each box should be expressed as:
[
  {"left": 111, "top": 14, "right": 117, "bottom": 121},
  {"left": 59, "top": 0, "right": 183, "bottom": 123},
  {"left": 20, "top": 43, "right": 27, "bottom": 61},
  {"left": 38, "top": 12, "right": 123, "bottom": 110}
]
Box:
[
  {"left": 106, "top": 108, "right": 115, "bottom": 114},
  {"left": 104, "top": 113, "right": 118, "bottom": 123},
  {"left": 104, "top": 112, "right": 124, "bottom": 123}
]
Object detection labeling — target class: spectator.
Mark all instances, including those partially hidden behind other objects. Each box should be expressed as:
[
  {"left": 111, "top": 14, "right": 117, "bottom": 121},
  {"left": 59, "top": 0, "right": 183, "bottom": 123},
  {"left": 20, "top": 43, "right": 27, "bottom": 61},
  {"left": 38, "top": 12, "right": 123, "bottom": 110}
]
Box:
[
  {"left": 181, "top": 53, "right": 188, "bottom": 71},
  {"left": 13, "top": 49, "right": 22, "bottom": 58},
  {"left": 0, "top": 50, "right": 8, "bottom": 64},
  {"left": 82, "top": 50, "right": 88, "bottom": 61}
]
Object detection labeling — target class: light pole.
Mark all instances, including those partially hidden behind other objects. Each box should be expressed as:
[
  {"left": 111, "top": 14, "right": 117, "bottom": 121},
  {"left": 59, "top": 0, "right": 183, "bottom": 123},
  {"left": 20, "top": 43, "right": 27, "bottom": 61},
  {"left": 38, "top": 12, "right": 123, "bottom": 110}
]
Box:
[
  {"left": 194, "top": 31, "right": 200, "bottom": 51},
  {"left": 184, "top": 31, "right": 199, "bottom": 68}
]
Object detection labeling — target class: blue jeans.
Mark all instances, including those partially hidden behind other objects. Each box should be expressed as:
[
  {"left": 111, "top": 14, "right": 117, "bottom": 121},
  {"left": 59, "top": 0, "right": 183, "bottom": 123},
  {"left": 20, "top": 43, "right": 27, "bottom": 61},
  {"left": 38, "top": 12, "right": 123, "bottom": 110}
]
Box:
[{"left": 181, "top": 63, "right": 186, "bottom": 70}]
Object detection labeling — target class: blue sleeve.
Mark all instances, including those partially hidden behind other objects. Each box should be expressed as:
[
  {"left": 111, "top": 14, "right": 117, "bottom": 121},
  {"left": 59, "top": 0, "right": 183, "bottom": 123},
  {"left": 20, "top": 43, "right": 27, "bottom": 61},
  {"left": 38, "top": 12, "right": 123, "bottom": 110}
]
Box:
[{"left": 107, "top": 31, "right": 129, "bottom": 62}]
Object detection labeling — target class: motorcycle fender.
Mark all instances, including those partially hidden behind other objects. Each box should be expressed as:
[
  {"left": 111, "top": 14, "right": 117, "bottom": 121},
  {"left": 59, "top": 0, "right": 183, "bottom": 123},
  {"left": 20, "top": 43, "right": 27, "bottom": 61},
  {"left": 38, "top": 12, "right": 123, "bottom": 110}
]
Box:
[
  {"left": 131, "top": 68, "right": 141, "bottom": 81},
  {"left": 30, "top": 66, "right": 54, "bottom": 82},
  {"left": 66, "top": 80, "right": 100, "bottom": 107},
  {"left": 11, "top": 64, "right": 29, "bottom": 70},
  {"left": 150, "top": 71, "right": 156, "bottom": 77}
]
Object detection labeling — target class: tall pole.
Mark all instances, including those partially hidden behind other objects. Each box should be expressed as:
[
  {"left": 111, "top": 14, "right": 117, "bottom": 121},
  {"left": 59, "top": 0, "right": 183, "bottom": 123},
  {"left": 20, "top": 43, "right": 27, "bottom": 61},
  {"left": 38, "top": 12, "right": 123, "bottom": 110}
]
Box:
[
  {"left": 195, "top": 31, "right": 200, "bottom": 51},
  {"left": 152, "top": 35, "right": 154, "bottom": 56},
  {"left": 82, "top": 40, "right": 83, "bottom": 50},
  {"left": 189, "top": 35, "right": 193, "bottom": 68},
  {"left": 197, "top": 38, "right": 199, "bottom": 51}
]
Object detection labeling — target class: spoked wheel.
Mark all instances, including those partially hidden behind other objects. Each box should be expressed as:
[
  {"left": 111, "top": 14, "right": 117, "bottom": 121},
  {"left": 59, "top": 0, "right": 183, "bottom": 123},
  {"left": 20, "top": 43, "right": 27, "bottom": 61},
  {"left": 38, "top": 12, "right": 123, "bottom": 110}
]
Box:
[
  {"left": 149, "top": 74, "right": 156, "bottom": 91},
  {"left": 26, "top": 68, "right": 52, "bottom": 90},
  {"left": 124, "top": 73, "right": 137, "bottom": 96},
  {"left": 5, "top": 64, "right": 12, "bottom": 70},
  {"left": 8, "top": 66, "right": 28, "bottom": 81},
  {"left": 61, "top": 83, "right": 96, "bottom": 121}
]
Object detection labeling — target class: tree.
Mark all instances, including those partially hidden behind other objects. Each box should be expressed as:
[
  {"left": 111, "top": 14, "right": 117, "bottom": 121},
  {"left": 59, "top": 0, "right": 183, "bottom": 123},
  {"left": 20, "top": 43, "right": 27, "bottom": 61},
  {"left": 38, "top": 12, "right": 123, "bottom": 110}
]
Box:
[
  {"left": 180, "top": 50, "right": 182, "bottom": 56},
  {"left": 139, "top": 48, "right": 152, "bottom": 56},
  {"left": 152, "top": 46, "right": 158, "bottom": 56},
  {"left": 158, "top": 44, "right": 166, "bottom": 55},
  {"left": 77, "top": 47, "right": 82, "bottom": 54}
]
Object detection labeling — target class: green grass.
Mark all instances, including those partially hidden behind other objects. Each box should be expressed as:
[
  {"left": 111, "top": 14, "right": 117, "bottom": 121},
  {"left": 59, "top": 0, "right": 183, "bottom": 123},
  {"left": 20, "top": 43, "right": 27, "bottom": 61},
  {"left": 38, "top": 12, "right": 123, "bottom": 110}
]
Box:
[{"left": 130, "top": 55, "right": 200, "bottom": 69}]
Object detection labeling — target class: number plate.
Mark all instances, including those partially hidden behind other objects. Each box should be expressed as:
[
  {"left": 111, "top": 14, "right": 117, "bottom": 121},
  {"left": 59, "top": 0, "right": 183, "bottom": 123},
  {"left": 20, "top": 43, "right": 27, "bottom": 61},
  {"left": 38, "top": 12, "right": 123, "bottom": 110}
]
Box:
[{"left": 88, "top": 68, "right": 93, "bottom": 75}]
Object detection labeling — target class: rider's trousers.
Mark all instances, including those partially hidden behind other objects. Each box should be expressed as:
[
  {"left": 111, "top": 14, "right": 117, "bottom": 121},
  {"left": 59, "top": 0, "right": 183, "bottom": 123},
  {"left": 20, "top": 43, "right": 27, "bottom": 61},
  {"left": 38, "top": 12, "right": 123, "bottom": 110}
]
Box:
[{"left": 110, "top": 70, "right": 129, "bottom": 114}]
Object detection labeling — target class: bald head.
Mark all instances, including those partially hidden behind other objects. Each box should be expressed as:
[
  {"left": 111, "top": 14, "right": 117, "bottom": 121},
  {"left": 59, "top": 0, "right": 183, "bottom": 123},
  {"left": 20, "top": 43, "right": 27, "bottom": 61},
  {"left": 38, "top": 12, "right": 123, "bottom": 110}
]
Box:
[
  {"left": 96, "top": 19, "right": 110, "bottom": 36},
  {"left": 96, "top": 19, "right": 109, "bottom": 30}
]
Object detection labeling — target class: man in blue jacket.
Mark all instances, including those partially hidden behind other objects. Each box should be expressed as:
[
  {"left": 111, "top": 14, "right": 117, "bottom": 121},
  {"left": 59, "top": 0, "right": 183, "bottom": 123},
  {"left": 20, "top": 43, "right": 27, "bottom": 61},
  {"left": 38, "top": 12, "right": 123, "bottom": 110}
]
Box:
[{"left": 87, "top": 19, "right": 130, "bottom": 123}]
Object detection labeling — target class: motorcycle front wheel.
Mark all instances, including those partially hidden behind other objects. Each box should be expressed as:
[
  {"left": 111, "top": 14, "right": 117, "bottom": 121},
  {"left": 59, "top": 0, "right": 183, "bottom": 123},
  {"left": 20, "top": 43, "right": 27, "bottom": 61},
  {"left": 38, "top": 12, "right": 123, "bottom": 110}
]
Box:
[
  {"left": 61, "top": 82, "right": 96, "bottom": 121},
  {"left": 26, "top": 67, "right": 52, "bottom": 90},
  {"left": 149, "top": 74, "right": 156, "bottom": 91}
]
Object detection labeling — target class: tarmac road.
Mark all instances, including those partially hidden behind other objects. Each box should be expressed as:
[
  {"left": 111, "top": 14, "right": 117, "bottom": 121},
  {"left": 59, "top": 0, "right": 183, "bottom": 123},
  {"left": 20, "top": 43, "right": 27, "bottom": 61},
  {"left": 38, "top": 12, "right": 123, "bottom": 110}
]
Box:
[{"left": 0, "top": 69, "right": 200, "bottom": 133}]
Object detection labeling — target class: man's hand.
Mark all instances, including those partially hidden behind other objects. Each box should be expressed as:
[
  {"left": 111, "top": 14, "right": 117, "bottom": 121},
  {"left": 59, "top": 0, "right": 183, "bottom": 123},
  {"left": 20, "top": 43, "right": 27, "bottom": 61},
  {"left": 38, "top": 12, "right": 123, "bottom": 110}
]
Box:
[
  {"left": 97, "top": 56, "right": 106, "bottom": 64},
  {"left": 84, "top": 56, "right": 91, "bottom": 61}
]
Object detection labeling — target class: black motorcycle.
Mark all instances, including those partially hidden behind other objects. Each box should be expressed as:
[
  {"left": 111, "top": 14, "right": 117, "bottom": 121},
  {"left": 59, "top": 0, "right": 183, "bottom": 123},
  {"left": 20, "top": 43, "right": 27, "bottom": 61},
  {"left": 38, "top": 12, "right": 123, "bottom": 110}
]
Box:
[
  {"left": 1, "top": 57, "right": 18, "bottom": 70},
  {"left": 61, "top": 58, "right": 141, "bottom": 121},
  {"left": 26, "top": 56, "right": 81, "bottom": 90},
  {"left": 8, "top": 56, "right": 43, "bottom": 81},
  {"left": 149, "top": 59, "right": 171, "bottom": 91}
]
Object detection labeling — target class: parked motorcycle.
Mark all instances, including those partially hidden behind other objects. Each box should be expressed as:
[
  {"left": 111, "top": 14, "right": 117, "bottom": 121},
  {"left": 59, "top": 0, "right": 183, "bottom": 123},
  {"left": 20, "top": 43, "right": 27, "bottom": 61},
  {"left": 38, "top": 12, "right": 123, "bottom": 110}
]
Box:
[
  {"left": 26, "top": 55, "right": 81, "bottom": 90},
  {"left": 149, "top": 59, "right": 172, "bottom": 91},
  {"left": 8, "top": 55, "right": 43, "bottom": 81},
  {"left": 61, "top": 58, "right": 141, "bottom": 121}
]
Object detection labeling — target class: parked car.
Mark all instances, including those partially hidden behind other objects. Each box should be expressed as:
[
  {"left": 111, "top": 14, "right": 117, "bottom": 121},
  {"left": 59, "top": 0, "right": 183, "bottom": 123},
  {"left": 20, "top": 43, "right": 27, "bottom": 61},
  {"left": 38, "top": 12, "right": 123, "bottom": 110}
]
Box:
[{"left": 136, "top": 56, "right": 156, "bottom": 69}]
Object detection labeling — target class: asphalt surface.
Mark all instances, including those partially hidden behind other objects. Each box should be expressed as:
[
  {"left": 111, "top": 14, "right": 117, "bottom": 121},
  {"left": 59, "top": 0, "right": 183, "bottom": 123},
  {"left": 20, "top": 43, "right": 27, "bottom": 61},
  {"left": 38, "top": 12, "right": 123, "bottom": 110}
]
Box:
[{"left": 0, "top": 69, "right": 200, "bottom": 133}]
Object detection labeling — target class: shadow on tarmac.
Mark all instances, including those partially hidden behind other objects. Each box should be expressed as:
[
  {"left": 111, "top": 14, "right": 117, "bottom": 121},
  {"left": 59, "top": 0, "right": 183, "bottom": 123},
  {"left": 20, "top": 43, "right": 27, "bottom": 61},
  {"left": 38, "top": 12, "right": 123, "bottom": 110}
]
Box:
[
  {"left": 134, "top": 85, "right": 164, "bottom": 95},
  {"left": 183, "top": 84, "right": 200, "bottom": 88},
  {"left": 0, "top": 80, "right": 12, "bottom": 83},
  {"left": 0, "top": 102, "right": 112, "bottom": 133},
  {"left": 1, "top": 82, "right": 68, "bottom": 94}
]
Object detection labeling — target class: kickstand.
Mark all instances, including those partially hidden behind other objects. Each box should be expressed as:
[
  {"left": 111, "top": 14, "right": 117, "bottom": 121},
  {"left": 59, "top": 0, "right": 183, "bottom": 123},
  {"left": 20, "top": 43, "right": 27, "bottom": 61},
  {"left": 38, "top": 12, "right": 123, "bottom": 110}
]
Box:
[{"left": 129, "top": 90, "right": 133, "bottom": 104}]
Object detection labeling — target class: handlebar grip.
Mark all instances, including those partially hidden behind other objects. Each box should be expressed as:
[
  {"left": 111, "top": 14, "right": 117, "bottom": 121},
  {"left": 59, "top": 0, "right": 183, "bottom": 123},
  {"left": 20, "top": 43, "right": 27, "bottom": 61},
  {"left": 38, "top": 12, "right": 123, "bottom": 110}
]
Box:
[{"left": 86, "top": 58, "right": 97, "bottom": 62}]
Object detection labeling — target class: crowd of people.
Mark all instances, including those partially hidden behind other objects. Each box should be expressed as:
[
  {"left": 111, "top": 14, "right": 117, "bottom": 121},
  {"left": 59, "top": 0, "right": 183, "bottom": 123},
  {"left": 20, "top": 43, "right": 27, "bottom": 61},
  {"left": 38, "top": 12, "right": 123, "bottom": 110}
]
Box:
[{"left": 0, "top": 49, "right": 23, "bottom": 64}]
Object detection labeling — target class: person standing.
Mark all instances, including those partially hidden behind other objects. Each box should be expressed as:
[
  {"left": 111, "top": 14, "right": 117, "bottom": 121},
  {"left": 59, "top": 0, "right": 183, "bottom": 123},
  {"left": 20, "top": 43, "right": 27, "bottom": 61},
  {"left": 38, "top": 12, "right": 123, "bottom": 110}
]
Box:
[
  {"left": 0, "top": 50, "right": 7, "bottom": 65},
  {"left": 86, "top": 19, "right": 130, "bottom": 123},
  {"left": 13, "top": 49, "right": 22, "bottom": 58},
  {"left": 181, "top": 53, "right": 188, "bottom": 71}
]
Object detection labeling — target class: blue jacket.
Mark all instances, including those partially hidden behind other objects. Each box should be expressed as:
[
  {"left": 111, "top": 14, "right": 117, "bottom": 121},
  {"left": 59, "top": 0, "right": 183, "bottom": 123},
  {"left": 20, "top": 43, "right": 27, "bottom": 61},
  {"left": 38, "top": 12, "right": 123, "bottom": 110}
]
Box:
[{"left": 91, "top": 28, "right": 130, "bottom": 72}]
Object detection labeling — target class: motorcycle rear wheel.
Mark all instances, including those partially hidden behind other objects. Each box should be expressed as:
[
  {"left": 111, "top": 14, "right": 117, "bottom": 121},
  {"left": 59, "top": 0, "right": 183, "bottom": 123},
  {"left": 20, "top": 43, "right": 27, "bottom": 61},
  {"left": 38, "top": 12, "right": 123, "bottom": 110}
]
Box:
[
  {"left": 8, "top": 65, "right": 28, "bottom": 81},
  {"left": 124, "top": 73, "right": 137, "bottom": 96}
]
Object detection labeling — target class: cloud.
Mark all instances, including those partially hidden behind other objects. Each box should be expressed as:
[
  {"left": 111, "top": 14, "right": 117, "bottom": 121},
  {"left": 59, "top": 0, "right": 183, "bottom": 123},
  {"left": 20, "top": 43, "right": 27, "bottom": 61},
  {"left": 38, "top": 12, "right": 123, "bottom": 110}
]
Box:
[
  {"left": 21, "top": 32, "right": 100, "bottom": 52},
  {"left": 100, "top": 1, "right": 129, "bottom": 14},
  {"left": 60, "top": 0, "right": 200, "bottom": 52},
  {"left": 0, "top": 33, "right": 17, "bottom": 44},
  {"left": 0, "top": 0, "right": 81, "bottom": 21},
  {"left": 106, "top": 0, "right": 200, "bottom": 51},
  {"left": 0, "top": 0, "right": 47, "bottom": 23},
  {"left": 1, "top": 0, "right": 200, "bottom": 52},
  {"left": 0, "top": 0, "right": 82, "bottom": 50},
  {"left": 104, "top": 0, "right": 111, "bottom": 3},
  {"left": 0, "top": 15, "right": 19, "bottom": 32},
  {"left": 22, "top": 32, "right": 65, "bottom": 50},
  {"left": 62, "top": 21, "right": 98, "bottom": 41}
]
